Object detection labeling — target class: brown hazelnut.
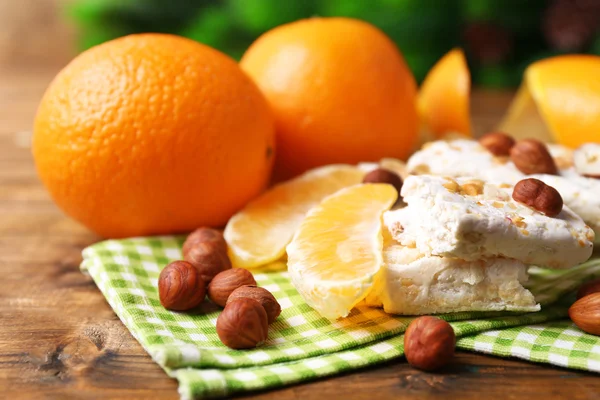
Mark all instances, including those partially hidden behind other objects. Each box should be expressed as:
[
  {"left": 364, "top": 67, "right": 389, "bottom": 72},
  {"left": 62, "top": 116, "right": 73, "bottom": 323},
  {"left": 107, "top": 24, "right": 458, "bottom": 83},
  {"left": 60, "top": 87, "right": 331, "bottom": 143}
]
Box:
[
  {"left": 363, "top": 168, "right": 403, "bottom": 198},
  {"left": 404, "top": 316, "right": 455, "bottom": 371},
  {"left": 183, "top": 227, "right": 227, "bottom": 256},
  {"left": 158, "top": 261, "right": 206, "bottom": 311},
  {"left": 512, "top": 178, "right": 563, "bottom": 217},
  {"left": 207, "top": 268, "right": 256, "bottom": 307},
  {"left": 510, "top": 139, "right": 558, "bottom": 175},
  {"left": 576, "top": 278, "right": 600, "bottom": 300},
  {"left": 569, "top": 292, "right": 600, "bottom": 336},
  {"left": 227, "top": 285, "right": 281, "bottom": 324},
  {"left": 182, "top": 228, "right": 231, "bottom": 284},
  {"left": 478, "top": 132, "right": 515, "bottom": 156},
  {"left": 216, "top": 298, "right": 268, "bottom": 349}
]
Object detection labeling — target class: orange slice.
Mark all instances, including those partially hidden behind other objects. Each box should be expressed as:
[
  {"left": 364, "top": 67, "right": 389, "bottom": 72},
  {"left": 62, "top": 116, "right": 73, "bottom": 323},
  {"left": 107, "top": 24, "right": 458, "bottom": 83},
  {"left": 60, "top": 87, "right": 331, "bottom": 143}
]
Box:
[
  {"left": 499, "top": 55, "right": 600, "bottom": 147},
  {"left": 418, "top": 48, "right": 471, "bottom": 138},
  {"left": 224, "top": 165, "right": 365, "bottom": 269},
  {"left": 286, "top": 184, "right": 397, "bottom": 319}
]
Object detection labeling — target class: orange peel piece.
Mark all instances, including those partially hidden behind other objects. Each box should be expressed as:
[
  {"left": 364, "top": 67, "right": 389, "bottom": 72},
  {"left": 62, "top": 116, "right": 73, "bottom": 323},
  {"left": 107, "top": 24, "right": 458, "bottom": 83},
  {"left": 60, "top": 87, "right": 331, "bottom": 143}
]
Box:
[
  {"left": 418, "top": 48, "right": 471, "bottom": 138},
  {"left": 499, "top": 55, "right": 600, "bottom": 147}
]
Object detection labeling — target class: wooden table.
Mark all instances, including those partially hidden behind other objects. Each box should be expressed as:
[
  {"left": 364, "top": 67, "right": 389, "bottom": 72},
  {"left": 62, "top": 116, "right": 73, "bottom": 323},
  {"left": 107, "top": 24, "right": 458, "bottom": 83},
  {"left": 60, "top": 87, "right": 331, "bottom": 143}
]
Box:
[{"left": 1, "top": 66, "right": 598, "bottom": 400}]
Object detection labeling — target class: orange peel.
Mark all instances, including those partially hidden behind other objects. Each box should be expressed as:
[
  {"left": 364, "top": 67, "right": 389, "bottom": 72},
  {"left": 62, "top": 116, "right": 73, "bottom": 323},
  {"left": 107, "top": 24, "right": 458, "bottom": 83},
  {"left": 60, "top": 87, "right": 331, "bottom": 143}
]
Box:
[
  {"left": 418, "top": 48, "right": 471, "bottom": 139},
  {"left": 499, "top": 55, "right": 600, "bottom": 147}
]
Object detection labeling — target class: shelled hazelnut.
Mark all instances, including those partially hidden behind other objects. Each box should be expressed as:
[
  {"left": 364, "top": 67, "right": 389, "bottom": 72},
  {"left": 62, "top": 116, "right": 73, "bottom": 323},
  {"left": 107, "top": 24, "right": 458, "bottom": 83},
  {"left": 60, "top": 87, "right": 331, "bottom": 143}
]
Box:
[
  {"left": 216, "top": 298, "right": 269, "bottom": 349},
  {"left": 182, "top": 227, "right": 231, "bottom": 284},
  {"left": 512, "top": 178, "right": 563, "bottom": 217},
  {"left": 510, "top": 139, "right": 558, "bottom": 175},
  {"left": 404, "top": 316, "right": 456, "bottom": 371},
  {"left": 479, "top": 132, "right": 515, "bottom": 156},
  {"left": 158, "top": 261, "right": 206, "bottom": 311},
  {"left": 363, "top": 168, "right": 403, "bottom": 199},
  {"left": 569, "top": 293, "right": 600, "bottom": 336},
  {"left": 228, "top": 285, "right": 281, "bottom": 324},
  {"left": 207, "top": 268, "right": 257, "bottom": 307}
]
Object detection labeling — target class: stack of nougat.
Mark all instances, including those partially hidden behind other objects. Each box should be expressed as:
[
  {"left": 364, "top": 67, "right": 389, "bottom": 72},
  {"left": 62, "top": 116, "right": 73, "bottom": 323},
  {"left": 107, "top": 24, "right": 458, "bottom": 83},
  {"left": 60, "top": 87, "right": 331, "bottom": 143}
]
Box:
[{"left": 366, "top": 139, "right": 598, "bottom": 315}]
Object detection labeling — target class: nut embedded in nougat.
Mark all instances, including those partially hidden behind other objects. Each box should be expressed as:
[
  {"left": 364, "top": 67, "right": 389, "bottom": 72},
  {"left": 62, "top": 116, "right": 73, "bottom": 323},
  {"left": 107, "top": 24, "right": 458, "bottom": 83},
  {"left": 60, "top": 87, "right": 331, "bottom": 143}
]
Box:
[{"left": 512, "top": 178, "right": 563, "bottom": 217}]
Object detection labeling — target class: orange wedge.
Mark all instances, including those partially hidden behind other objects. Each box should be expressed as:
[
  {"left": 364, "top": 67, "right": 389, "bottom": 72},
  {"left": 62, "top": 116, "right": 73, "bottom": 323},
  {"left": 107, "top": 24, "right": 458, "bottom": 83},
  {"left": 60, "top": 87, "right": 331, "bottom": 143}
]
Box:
[
  {"left": 224, "top": 165, "right": 365, "bottom": 269},
  {"left": 286, "top": 184, "right": 397, "bottom": 319},
  {"left": 418, "top": 48, "right": 471, "bottom": 138},
  {"left": 499, "top": 55, "right": 600, "bottom": 147}
]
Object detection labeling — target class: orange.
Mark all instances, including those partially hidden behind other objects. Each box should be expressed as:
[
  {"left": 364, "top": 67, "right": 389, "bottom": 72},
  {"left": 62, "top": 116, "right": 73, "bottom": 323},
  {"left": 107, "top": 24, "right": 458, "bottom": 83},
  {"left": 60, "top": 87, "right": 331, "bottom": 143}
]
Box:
[
  {"left": 33, "top": 34, "right": 275, "bottom": 238},
  {"left": 224, "top": 164, "right": 365, "bottom": 269},
  {"left": 499, "top": 55, "right": 600, "bottom": 147},
  {"left": 240, "top": 17, "right": 418, "bottom": 180},
  {"left": 418, "top": 48, "right": 471, "bottom": 138},
  {"left": 286, "top": 183, "right": 397, "bottom": 319}
]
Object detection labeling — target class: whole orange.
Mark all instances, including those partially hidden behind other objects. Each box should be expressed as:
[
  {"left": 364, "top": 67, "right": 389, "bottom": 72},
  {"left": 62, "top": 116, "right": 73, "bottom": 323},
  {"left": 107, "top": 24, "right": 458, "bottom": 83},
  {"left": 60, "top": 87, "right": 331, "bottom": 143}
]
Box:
[
  {"left": 240, "top": 17, "right": 418, "bottom": 179},
  {"left": 33, "top": 34, "right": 275, "bottom": 238}
]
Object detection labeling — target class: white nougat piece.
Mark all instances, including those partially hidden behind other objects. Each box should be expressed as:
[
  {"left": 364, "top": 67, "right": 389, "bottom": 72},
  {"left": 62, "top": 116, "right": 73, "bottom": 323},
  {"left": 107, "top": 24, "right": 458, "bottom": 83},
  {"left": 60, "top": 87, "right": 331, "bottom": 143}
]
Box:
[
  {"left": 574, "top": 143, "right": 600, "bottom": 177},
  {"left": 365, "top": 242, "right": 539, "bottom": 315},
  {"left": 537, "top": 143, "right": 600, "bottom": 244},
  {"left": 386, "top": 175, "right": 594, "bottom": 269},
  {"left": 407, "top": 139, "right": 600, "bottom": 245},
  {"left": 406, "top": 139, "right": 524, "bottom": 184},
  {"left": 531, "top": 173, "right": 600, "bottom": 245},
  {"left": 547, "top": 143, "right": 575, "bottom": 170}
]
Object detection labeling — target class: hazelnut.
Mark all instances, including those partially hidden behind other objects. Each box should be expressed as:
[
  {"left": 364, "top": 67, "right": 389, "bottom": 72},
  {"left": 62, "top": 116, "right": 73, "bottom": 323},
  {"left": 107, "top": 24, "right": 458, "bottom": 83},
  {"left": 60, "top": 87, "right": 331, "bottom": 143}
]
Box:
[
  {"left": 363, "top": 168, "right": 403, "bottom": 198},
  {"left": 479, "top": 132, "right": 515, "bottom": 156},
  {"left": 183, "top": 227, "right": 227, "bottom": 256},
  {"left": 512, "top": 178, "right": 563, "bottom": 217},
  {"left": 576, "top": 278, "right": 600, "bottom": 300},
  {"left": 207, "top": 268, "right": 256, "bottom": 307},
  {"left": 158, "top": 261, "right": 206, "bottom": 311},
  {"left": 569, "top": 292, "right": 600, "bottom": 336},
  {"left": 404, "top": 316, "right": 455, "bottom": 371},
  {"left": 216, "top": 298, "right": 268, "bottom": 349},
  {"left": 227, "top": 285, "right": 281, "bottom": 324},
  {"left": 510, "top": 139, "right": 558, "bottom": 175},
  {"left": 183, "top": 228, "right": 231, "bottom": 284}
]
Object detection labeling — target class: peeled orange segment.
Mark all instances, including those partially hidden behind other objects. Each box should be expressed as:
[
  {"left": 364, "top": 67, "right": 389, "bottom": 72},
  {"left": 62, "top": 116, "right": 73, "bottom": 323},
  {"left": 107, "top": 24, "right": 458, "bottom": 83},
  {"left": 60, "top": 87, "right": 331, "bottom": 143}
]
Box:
[
  {"left": 418, "top": 48, "right": 471, "bottom": 138},
  {"left": 499, "top": 55, "right": 600, "bottom": 147},
  {"left": 286, "top": 184, "right": 398, "bottom": 319},
  {"left": 224, "top": 165, "right": 365, "bottom": 269}
]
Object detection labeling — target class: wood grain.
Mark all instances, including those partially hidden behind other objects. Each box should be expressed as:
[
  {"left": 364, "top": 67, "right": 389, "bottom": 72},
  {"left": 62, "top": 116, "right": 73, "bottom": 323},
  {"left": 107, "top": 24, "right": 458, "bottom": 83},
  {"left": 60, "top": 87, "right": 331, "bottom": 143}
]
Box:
[
  {"left": 1, "top": 67, "right": 599, "bottom": 400},
  {"left": 0, "top": 0, "right": 74, "bottom": 69}
]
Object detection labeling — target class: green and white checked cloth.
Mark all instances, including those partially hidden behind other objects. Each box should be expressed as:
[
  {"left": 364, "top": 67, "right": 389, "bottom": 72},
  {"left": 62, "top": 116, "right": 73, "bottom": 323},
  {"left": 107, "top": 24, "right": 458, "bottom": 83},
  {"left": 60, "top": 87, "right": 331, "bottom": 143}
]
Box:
[{"left": 80, "top": 236, "right": 600, "bottom": 399}]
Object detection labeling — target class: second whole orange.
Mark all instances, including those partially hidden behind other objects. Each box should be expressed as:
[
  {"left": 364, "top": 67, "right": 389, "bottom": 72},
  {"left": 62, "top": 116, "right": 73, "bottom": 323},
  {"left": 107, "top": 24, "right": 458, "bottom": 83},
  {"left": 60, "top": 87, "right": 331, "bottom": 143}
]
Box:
[
  {"left": 240, "top": 17, "right": 419, "bottom": 179},
  {"left": 33, "top": 34, "right": 275, "bottom": 238}
]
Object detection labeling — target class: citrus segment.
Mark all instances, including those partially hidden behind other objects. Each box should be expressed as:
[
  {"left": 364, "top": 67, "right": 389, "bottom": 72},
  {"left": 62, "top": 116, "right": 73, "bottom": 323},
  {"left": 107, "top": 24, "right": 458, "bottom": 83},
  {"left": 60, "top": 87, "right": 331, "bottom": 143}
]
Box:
[
  {"left": 286, "top": 184, "right": 398, "bottom": 319},
  {"left": 500, "top": 55, "right": 600, "bottom": 147},
  {"left": 418, "top": 48, "right": 471, "bottom": 138},
  {"left": 224, "top": 165, "right": 365, "bottom": 269}
]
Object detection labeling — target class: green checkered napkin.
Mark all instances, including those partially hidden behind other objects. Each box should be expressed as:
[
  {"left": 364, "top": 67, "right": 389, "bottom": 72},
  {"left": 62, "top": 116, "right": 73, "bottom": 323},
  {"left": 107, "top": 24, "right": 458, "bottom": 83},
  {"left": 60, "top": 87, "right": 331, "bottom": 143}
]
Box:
[{"left": 80, "top": 237, "right": 600, "bottom": 399}]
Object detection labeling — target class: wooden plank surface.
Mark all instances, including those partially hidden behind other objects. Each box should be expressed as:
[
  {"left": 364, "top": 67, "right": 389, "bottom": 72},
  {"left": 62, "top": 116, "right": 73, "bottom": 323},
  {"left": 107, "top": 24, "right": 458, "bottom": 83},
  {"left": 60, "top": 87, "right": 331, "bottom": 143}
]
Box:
[{"left": 1, "top": 66, "right": 599, "bottom": 400}]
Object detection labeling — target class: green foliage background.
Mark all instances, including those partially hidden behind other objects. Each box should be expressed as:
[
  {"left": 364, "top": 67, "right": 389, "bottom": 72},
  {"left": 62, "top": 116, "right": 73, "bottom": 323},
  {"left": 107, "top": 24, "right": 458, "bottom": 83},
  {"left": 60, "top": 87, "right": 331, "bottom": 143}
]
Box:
[{"left": 67, "top": 0, "right": 600, "bottom": 87}]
